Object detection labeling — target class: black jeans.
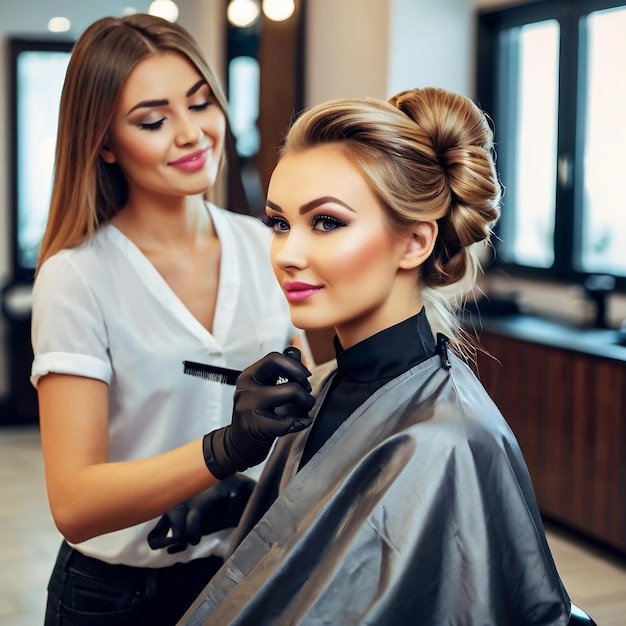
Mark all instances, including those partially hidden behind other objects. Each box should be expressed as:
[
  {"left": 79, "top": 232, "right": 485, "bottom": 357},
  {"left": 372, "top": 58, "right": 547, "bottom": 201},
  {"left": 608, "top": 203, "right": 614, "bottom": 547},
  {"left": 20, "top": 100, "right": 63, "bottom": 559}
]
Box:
[{"left": 44, "top": 541, "right": 223, "bottom": 625}]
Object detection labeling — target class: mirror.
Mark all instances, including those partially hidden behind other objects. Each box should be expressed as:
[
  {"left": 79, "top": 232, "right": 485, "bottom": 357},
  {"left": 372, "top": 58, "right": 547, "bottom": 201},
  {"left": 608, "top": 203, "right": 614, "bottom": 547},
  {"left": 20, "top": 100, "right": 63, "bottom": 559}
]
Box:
[{"left": 226, "top": 0, "right": 305, "bottom": 215}]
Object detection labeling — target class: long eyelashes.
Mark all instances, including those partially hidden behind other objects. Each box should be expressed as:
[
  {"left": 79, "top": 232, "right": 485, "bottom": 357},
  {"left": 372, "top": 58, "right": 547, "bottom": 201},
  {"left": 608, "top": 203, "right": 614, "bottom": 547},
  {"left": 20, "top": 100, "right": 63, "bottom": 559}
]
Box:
[
  {"left": 261, "top": 215, "right": 289, "bottom": 232},
  {"left": 138, "top": 101, "right": 213, "bottom": 131},
  {"left": 189, "top": 101, "right": 213, "bottom": 112},
  {"left": 139, "top": 119, "right": 165, "bottom": 131},
  {"left": 261, "top": 214, "right": 348, "bottom": 233},
  {"left": 312, "top": 215, "right": 347, "bottom": 231}
]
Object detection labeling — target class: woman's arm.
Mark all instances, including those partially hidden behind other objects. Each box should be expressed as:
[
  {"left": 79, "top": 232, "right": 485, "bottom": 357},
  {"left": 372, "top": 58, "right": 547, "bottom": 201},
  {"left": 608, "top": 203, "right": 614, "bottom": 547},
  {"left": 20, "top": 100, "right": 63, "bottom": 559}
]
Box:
[
  {"left": 38, "top": 349, "right": 314, "bottom": 545},
  {"left": 38, "top": 373, "right": 214, "bottom": 544}
]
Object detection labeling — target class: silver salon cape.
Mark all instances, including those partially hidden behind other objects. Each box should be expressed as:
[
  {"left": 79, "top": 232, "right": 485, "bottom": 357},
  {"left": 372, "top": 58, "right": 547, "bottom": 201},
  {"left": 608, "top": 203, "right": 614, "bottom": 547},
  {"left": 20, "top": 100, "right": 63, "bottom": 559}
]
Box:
[{"left": 182, "top": 350, "right": 571, "bottom": 625}]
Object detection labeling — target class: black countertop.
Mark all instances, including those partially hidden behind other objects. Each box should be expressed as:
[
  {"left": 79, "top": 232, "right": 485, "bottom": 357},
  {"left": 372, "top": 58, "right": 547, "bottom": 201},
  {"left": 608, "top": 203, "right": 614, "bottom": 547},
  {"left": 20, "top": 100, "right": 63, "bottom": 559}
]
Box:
[{"left": 468, "top": 313, "right": 626, "bottom": 364}]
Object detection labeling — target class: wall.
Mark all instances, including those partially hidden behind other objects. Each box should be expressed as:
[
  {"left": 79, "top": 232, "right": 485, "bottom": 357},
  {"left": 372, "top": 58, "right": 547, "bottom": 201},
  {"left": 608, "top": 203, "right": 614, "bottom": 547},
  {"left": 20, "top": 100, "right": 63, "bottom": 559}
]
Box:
[
  {"left": 305, "top": 0, "right": 479, "bottom": 106},
  {"left": 304, "top": 0, "right": 390, "bottom": 104},
  {"left": 387, "top": 0, "right": 475, "bottom": 97}
]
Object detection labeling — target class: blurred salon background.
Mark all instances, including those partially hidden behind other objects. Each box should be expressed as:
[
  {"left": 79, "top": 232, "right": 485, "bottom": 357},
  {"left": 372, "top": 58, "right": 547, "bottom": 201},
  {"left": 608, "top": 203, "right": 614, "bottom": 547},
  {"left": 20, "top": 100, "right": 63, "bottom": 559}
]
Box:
[{"left": 0, "top": 1, "right": 625, "bottom": 624}]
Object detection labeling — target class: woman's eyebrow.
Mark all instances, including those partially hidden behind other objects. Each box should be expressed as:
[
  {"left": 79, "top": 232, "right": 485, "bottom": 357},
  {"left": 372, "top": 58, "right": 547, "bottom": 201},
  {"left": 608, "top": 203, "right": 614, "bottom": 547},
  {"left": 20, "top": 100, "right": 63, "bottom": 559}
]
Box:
[
  {"left": 266, "top": 200, "right": 283, "bottom": 212},
  {"left": 186, "top": 79, "right": 207, "bottom": 97},
  {"left": 299, "top": 196, "right": 355, "bottom": 214},
  {"left": 265, "top": 197, "right": 356, "bottom": 214},
  {"left": 126, "top": 80, "right": 208, "bottom": 116},
  {"left": 127, "top": 98, "right": 168, "bottom": 115}
]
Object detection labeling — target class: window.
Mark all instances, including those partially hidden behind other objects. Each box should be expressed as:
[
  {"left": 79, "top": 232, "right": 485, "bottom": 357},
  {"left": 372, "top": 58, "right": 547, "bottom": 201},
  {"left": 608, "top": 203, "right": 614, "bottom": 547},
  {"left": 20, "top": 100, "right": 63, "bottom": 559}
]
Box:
[
  {"left": 9, "top": 39, "right": 73, "bottom": 282},
  {"left": 477, "top": 0, "right": 626, "bottom": 291}
]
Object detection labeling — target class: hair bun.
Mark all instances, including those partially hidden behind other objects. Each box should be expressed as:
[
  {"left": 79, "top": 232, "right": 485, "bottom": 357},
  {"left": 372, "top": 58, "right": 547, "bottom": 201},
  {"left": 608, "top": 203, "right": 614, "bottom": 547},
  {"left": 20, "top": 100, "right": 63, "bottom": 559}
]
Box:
[{"left": 389, "top": 87, "right": 501, "bottom": 287}]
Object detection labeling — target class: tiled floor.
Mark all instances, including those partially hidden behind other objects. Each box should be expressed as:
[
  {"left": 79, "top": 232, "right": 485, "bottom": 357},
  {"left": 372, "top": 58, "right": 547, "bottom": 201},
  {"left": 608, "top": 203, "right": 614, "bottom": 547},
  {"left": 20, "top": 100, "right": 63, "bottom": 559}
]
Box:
[
  {"left": 1, "top": 424, "right": 625, "bottom": 625},
  {"left": 0, "top": 425, "right": 60, "bottom": 626}
]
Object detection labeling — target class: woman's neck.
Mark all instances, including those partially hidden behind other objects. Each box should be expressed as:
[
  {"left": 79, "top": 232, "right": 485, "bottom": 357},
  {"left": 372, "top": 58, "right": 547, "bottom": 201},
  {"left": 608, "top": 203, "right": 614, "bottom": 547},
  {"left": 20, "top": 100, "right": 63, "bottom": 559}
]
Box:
[
  {"left": 112, "top": 194, "right": 212, "bottom": 252},
  {"left": 335, "top": 294, "right": 424, "bottom": 350}
]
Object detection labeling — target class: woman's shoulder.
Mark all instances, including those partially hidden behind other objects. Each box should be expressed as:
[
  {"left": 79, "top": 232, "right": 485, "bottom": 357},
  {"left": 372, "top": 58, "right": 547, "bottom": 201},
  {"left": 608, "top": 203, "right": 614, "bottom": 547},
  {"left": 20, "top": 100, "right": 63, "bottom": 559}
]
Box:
[
  {"left": 207, "top": 203, "right": 268, "bottom": 238},
  {"left": 36, "top": 227, "right": 116, "bottom": 286}
]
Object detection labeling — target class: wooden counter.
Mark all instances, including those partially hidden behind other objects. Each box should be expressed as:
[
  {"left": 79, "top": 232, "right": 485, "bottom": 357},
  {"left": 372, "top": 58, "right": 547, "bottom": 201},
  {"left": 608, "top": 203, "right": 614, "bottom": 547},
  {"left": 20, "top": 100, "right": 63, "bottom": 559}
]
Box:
[{"left": 474, "top": 315, "right": 626, "bottom": 554}]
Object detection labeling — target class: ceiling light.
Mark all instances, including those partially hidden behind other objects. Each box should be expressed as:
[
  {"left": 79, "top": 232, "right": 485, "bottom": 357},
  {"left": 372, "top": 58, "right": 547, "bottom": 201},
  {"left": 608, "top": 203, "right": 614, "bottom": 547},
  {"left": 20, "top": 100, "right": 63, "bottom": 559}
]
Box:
[
  {"left": 227, "top": 0, "right": 260, "bottom": 28},
  {"left": 262, "top": 0, "right": 295, "bottom": 22},
  {"left": 48, "top": 16, "right": 71, "bottom": 33},
  {"left": 148, "top": 0, "right": 179, "bottom": 22}
]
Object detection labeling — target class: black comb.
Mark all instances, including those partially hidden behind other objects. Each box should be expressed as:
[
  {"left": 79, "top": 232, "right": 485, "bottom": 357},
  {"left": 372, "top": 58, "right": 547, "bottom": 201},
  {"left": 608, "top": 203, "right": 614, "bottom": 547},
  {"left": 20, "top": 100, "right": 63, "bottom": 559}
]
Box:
[
  {"left": 182, "top": 361, "right": 241, "bottom": 385},
  {"left": 182, "top": 347, "right": 302, "bottom": 386}
]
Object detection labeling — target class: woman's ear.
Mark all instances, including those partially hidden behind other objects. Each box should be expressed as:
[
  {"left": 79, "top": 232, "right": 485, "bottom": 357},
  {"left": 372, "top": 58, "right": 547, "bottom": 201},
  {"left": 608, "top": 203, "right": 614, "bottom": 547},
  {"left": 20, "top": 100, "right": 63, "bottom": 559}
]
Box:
[
  {"left": 100, "top": 145, "right": 116, "bottom": 164},
  {"left": 398, "top": 221, "right": 438, "bottom": 270}
]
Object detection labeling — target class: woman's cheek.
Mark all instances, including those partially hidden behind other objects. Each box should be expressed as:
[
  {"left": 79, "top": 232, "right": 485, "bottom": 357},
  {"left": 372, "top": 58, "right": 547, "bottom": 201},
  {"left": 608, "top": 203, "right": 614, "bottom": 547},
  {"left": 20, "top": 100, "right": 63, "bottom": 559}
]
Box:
[{"left": 326, "top": 235, "right": 390, "bottom": 279}]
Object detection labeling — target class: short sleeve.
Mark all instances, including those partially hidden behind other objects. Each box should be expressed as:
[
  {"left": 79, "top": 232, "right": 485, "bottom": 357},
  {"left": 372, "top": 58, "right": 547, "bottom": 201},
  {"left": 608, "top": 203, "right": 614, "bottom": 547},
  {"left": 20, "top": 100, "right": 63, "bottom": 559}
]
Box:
[{"left": 31, "top": 254, "right": 112, "bottom": 388}]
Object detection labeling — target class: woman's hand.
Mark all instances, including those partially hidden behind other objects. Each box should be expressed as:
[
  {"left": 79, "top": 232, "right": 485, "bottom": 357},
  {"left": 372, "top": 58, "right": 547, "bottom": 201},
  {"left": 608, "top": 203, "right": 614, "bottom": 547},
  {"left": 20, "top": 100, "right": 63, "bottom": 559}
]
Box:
[
  {"left": 202, "top": 348, "right": 315, "bottom": 479},
  {"left": 147, "top": 474, "right": 256, "bottom": 553}
]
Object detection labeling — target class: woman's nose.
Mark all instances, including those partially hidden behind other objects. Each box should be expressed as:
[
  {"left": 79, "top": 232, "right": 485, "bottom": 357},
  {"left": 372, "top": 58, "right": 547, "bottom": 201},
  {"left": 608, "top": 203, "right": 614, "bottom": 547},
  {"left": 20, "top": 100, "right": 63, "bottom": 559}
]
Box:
[
  {"left": 175, "top": 112, "right": 202, "bottom": 146},
  {"left": 272, "top": 232, "right": 307, "bottom": 270}
]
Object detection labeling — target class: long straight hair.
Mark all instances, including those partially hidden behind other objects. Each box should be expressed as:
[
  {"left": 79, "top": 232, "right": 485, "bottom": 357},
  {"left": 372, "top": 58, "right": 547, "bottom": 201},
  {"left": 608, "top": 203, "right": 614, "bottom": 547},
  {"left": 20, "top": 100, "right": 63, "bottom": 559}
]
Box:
[{"left": 36, "top": 14, "right": 237, "bottom": 273}]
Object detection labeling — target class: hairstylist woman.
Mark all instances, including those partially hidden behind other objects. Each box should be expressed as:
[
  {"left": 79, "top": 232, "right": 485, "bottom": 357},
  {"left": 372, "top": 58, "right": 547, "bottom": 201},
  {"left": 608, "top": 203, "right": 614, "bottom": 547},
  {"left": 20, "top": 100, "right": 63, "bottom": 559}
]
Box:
[{"left": 31, "top": 14, "right": 313, "bottom": 625}]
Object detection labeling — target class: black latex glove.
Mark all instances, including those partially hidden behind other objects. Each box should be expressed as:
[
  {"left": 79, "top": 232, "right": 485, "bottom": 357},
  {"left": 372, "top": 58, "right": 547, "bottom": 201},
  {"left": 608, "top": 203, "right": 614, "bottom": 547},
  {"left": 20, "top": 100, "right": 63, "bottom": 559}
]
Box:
[
  {"left": 147, "top": 474, "right": 256, "bottom": 554},
  {"left": 147, "top": 501, "right": 192, "bottom": 554},
  {"left": 203, "top": 347, "right": 315, "bottom": 480},
  {"left": 186, "top": 473, "right": 256, "bottom": 545}
]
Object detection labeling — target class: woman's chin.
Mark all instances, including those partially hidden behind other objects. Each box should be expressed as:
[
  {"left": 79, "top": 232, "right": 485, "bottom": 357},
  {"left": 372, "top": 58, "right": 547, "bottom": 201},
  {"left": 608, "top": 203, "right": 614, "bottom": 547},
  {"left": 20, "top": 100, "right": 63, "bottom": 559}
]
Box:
[{"left": 289, "top": 313, "right": 334, "bottom": 333}]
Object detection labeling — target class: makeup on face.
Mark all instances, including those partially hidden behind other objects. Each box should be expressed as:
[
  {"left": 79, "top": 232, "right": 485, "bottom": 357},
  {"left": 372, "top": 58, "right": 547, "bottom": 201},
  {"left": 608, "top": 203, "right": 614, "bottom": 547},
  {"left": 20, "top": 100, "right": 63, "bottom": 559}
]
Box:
[
  {"left": 125, "top": 79, "right": 215, "bottom": 131},
  {"left": 264, "top": 145, "right": 417, "bottom": 348},
  {"left": 168, "top": 148, "right": 210, "bottom": 172},
  {"left": 103, "top": 52, "right": 226, "bottom": 202}
]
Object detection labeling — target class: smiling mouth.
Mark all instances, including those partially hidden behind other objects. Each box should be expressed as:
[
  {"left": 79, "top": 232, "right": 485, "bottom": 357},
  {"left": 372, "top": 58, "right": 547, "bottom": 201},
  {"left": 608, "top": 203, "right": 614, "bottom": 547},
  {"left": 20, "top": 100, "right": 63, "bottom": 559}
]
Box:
[{"left": 169, "top": 148, "right": 209, "bottom": 170}]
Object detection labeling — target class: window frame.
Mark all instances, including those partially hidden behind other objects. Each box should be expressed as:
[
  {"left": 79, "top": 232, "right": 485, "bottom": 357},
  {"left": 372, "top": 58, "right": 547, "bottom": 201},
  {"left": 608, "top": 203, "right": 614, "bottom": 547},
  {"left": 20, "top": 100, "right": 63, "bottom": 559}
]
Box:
[{"left": 476, "top": 0, "right": 626, "bottom": 292}]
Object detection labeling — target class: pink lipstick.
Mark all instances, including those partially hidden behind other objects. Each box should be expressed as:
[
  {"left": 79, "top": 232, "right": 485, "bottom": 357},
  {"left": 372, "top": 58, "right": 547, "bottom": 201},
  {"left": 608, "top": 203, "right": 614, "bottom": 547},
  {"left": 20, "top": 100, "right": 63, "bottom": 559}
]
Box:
[
  {"left": 283, "top": 281, "right": 323, "bottom": 303},
  {"left": 169, "top": 148, "right": 209, "bottom": 172}
]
